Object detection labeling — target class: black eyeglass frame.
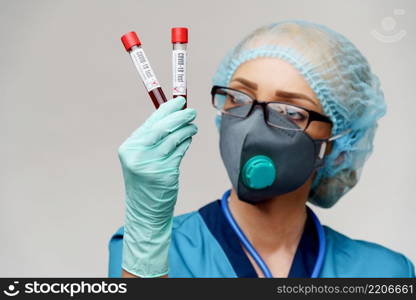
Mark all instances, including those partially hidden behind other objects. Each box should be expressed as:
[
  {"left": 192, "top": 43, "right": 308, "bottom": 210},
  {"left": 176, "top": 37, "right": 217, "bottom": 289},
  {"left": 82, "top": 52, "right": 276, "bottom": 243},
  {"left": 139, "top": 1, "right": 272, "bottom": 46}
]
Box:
[{"left": 211, "top": 85, "right": 333, "bottom": 131}]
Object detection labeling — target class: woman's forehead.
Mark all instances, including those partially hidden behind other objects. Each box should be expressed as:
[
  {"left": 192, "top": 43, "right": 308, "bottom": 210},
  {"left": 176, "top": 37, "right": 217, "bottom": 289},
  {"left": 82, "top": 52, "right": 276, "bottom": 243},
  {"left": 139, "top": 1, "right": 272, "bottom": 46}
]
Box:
[{"left": 230, "top": 58, "right": 321, "bottom": 109}]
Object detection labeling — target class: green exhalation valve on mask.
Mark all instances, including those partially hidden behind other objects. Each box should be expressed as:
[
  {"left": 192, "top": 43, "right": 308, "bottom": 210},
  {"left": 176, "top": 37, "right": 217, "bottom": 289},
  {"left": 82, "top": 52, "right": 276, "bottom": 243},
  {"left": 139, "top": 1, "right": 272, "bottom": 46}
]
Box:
[{"left": 241, "top": 155, "right": 276, "bottom": 189}]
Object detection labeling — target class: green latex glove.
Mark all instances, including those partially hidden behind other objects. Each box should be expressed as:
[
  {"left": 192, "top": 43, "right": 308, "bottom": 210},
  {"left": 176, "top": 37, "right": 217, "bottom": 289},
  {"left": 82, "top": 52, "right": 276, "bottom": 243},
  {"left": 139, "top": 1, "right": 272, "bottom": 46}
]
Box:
[{"left": 118, "top": 96, "right": 197, "bottom": 277}]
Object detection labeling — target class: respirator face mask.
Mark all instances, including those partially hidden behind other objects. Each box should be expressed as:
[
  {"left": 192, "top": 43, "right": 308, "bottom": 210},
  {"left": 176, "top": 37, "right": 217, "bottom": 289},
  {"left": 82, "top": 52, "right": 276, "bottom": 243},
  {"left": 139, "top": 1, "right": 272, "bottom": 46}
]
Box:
[{"left": 215, "top": 86, "right": 334, "bottom": 204}]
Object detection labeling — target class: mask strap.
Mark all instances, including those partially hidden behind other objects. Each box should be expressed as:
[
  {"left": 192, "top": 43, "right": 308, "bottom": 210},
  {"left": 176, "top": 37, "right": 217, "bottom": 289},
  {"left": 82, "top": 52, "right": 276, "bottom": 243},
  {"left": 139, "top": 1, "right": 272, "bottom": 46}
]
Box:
[
  {"left": 328, "top": 128, "right": 352, "bottom": 142},
  {"left": 318, "top": 142, "right": 327, "bottom": 160},
  {"left": 318, "top": 128, "right": 352, "bottom": 160}
]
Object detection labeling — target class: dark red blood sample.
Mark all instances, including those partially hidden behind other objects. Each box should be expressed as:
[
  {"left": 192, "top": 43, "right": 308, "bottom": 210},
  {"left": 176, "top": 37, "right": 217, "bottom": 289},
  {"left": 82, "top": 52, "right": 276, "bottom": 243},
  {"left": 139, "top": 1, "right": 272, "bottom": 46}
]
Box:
[{"left": 149, "top": 87, "right": 167, "bottom": 109}]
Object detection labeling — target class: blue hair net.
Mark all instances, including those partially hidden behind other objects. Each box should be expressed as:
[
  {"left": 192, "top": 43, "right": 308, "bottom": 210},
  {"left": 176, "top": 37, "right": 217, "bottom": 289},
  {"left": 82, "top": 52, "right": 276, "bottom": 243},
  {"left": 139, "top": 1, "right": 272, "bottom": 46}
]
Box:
[{"left": 212, "top": 20, "right": 386, "bottom": 208}]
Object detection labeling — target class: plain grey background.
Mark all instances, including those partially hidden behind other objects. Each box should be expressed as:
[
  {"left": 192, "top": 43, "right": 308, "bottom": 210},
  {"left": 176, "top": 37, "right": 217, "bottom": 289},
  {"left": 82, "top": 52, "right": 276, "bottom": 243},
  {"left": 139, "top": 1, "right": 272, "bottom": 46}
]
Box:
[{"left": 1, "top": 0, "right": 415, "bottom": 276}]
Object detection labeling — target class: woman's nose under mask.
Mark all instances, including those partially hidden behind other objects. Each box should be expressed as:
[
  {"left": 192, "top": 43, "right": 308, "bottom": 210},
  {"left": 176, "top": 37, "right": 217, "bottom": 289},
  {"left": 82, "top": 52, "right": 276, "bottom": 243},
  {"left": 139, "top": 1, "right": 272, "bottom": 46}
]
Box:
[{"left": 219, "top": 106, "right": 327, "bottom": 204}]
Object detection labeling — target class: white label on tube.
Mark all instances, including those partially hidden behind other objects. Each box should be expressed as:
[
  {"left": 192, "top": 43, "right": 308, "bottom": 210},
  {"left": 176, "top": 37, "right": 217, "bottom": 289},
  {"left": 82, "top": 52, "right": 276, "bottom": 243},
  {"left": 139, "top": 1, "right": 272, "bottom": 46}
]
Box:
[
  {"left": 130, "top": 47, "right": 160, "bottom": 92},
  {"left": 172, "top": 49, "right": 187, "bottom": 96}
]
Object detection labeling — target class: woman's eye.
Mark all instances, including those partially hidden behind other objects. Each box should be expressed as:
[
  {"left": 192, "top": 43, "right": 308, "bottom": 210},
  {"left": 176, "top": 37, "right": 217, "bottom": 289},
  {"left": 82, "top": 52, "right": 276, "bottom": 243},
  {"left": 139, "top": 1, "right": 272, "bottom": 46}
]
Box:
[
  {"left": 228, "top": 93, "right": 250, "bottom": 105},
  {"left": 234, "top": 95, "right": 246, "bottom": 103},
  {"left": 275, "top": 106, "right": 286, "bottom": 114},
  {"left": 286, "top": 107, "right": 307, "bottom": 121}
]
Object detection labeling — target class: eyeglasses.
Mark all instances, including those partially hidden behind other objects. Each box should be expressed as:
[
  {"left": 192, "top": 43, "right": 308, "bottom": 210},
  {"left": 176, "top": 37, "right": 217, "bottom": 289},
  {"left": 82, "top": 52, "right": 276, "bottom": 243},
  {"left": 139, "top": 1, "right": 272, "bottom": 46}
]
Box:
[{"left": 211, "top": 85, "right": 333, "bottom": 133}]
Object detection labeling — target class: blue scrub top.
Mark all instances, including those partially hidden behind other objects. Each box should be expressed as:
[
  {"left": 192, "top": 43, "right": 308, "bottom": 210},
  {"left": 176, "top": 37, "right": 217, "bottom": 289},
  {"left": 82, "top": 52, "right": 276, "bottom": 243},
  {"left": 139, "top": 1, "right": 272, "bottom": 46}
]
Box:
[
  {"left": 198, "top": 200, "right": 318, "bottom": 277},
  {"left": 108, "top": 200, "right": 415, "bottom": 278}
]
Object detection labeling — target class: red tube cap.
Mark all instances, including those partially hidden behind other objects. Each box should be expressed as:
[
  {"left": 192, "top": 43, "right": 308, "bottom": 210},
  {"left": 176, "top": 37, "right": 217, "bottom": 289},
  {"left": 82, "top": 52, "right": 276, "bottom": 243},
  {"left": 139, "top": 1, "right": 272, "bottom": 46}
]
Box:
[
  {"left": 171, "top": 27, "right": 188, "bottom": 43},
  {"left": 121, "top": 31, "right": 141, "bottom": 51}
]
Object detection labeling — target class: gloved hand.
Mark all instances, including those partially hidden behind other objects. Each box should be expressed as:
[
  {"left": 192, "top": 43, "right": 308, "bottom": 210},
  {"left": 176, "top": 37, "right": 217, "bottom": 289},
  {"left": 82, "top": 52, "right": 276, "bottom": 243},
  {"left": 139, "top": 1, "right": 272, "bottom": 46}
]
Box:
[{"left": 118, "top": 96, "right": 197, "bottom": 277}]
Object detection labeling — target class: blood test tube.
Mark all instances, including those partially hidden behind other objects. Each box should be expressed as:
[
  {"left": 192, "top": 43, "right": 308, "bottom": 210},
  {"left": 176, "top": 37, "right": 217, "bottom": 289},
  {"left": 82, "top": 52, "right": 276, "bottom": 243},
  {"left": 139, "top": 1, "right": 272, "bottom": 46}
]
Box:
[
  {"left": 171, "top": 27, "right": 188, "bottom": 108},
  {"left": 121, "top": 31, "right": 167, "bottom": 109}
]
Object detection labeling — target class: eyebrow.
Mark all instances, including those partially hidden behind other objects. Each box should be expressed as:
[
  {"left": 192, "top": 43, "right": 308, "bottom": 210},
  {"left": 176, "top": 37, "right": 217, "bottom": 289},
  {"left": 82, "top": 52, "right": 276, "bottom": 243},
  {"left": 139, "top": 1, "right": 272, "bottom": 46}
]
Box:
[
  {"left": 231, "top": 77, "right": 317, "bottom": 106},
  {"left": 232, "top": 77, "right": 258, "bottom": 90},
  {"left": 274, "top": 90, "right": 317, "bottom": 106}
]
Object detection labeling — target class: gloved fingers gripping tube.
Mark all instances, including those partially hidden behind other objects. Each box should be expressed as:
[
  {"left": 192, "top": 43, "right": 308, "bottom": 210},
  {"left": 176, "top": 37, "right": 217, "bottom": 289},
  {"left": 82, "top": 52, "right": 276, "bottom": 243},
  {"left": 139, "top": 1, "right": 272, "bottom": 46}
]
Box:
[
  {"left": 138, "top": 133, "right": 194, "bottom": 169},
  {"left": 119, "top": 96, "right": 198, "bottom": 277},
  {"left": 140, "top": 109, "right": 197, "bottom": 147},
  {"left": 133, "top": 96, "right": 187, "bottom": 137},
  {"left": 163, "top": 131, "right": 195, "bottom": 160}
]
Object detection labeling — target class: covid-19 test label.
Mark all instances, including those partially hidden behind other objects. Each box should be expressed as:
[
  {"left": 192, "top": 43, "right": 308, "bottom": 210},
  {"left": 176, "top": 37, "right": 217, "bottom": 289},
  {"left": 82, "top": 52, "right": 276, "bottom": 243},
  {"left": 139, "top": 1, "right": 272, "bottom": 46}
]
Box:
[
  {"left": 130, "top": 47, "right": 161, "bottom": 92},
  {"left": 172, "top": 49, "right": 187, "bottom": 96},
  {"left": 121, "top": 31, "right": 168, "bottom": 109}
]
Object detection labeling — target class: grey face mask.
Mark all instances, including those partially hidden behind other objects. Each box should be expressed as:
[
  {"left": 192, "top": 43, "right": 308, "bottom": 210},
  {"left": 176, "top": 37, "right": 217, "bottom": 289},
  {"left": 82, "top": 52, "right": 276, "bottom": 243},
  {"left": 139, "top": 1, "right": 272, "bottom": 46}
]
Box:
[{"left": 219, "top": 105, "right": 327, "bottom": 205}]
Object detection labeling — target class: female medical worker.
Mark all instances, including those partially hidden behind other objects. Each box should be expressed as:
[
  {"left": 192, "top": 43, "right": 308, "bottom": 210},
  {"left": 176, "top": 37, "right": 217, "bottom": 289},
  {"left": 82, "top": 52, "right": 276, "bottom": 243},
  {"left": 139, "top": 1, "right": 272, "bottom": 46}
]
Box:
[{"left": 108, "top": 21, "right": 415, "bottom": 278}]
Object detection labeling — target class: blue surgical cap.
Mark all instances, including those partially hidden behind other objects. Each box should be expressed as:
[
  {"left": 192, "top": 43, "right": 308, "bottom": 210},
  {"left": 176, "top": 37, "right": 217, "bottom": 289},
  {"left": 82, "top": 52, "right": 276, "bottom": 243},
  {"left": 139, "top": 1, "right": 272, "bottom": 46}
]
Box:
[{"left": 212, "top": 20, "right": 386, "bottom": 208}]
